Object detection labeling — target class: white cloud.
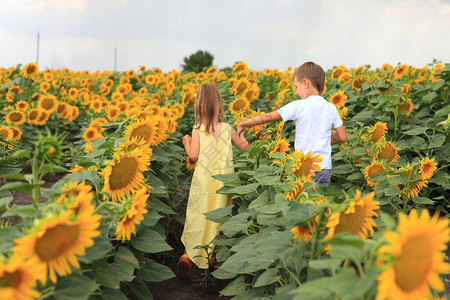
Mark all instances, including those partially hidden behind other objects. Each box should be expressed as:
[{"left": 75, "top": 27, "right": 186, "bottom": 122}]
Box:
[
  {"left": 440, "top": 4, "right": 450, "bottom": 16},
  {"left": 27, "top": 0, "right": 87, "bottom": 12}
]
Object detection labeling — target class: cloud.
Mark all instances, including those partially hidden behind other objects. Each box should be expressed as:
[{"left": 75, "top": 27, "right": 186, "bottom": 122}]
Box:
[
  {"left": 27, "top": 0, "right": 87, "bottom": 12},
  {"left": 440, "top": 4, "right": 450, "bottom": 15}
]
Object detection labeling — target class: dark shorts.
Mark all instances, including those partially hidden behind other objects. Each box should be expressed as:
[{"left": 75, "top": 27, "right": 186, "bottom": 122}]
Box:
[{"left": 314, "top": 169, "right": 331, "bottom": 186}]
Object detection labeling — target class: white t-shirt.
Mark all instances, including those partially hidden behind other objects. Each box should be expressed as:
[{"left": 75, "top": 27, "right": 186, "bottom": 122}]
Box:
[{"left": 277, "top": 95, "right": 343, "bottom": 170}]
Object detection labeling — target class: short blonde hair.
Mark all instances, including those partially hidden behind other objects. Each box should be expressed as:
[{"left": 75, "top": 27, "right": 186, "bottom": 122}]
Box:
[{"left": 293, "top": 62, "right": 325, "bottom": 94}]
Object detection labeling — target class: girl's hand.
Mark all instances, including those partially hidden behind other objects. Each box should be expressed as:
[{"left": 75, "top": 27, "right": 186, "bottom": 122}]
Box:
[{"left": 182, "top": 134, "right": 191, "bottom": 145}]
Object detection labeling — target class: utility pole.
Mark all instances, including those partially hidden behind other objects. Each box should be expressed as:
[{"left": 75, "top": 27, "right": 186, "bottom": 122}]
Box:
[
  {"left": 36, "top": 31, "right": 40, "bottom": 65},
  {"left": 114, "top": 47, "right": 117, "bottom": 72}
]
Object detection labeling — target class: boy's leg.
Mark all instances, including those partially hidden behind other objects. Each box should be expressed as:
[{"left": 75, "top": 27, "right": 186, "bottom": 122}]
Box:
[{"left": 314, "top": 169, "right": 331, "bottom": 186}]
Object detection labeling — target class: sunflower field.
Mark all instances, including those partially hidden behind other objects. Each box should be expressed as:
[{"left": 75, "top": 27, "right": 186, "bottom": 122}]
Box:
[{"left": 0, "top": 60, "right": 449, "bottom": 299}]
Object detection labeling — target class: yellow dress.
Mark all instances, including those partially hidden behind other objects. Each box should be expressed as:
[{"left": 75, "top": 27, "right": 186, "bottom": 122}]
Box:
[{"left": 181, "top": 123, "right": 233, "bottom": 269}]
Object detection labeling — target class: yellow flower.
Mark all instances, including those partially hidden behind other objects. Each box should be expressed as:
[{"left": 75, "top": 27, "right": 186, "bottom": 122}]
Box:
[
  {"left": 392, "top": 64, "right": 409, "bottom": 80},
  {"left": 10, "top": 126, "right": 22, "bottom": 141},
  {"left": 418, "top": 157, "right": 437, "bottom": 180},
  {"left": 324, "top": 190, "right": 379, "bottom": 250},
  {"left": 270, "top": 137, "right": 290, "bottom": 154},
  {"left": 26, "top": 109, "right": 40, "bottom": 125},
  {"left": 229, "top": 95, "right": 250, "bottom": 115},
  {"left": 329, "top": 90, "right": 347, "bottom": 109},
  {"left": 376, "top": 209, "right": 450, "bottom": 300},
  {"left": 291, "top": 221, "right": 315, "bottom": 244},
  {"left": 367, "top": 121, "right": 387, "bottom": 144},
  {"left": 186, "top": 157, "right": 196, "bottom": 170},
  {"left": 99, "top": 148, "right": 150, "bottom": 201},
  {"left": 352, "top": 77, "right": 368, "bottom": 91},
  {"left": 0, "top": 126, "right": 14, "bottom": 141},
  {"left": 364, "top": 161, "right": 387, "bottom": 187},
  {"left": 395, "top": 166, "right": 428, "bottom": 199},
  {"left": 15, "top": 100, "right": 29, "bottom": 111},
  {"left": 38, "top": 95, "right": 58, "bottom": 113},
  {"left": 232, "top": 78, "right": 251, "bottom": 95},
  {"left": 124, "top": 117, "right": 159, "bottom": 146},
  {"left": 83, "top": 126, "right": 103, "bottom": 142},
  {"left": 0, "top": 255, "right": 44, "bottom": 300},
  {"left": 21, "top": 62, "right": 38, "bottom": 78},
  {"left": 5, "top": 110, "right": 26, "bottom": 126},
  {"left": 56, "top": 181, "right": 95, "bottom": 215},
  {"left": 84, "top": 142, "right": 94, "bottom": 153},
  {"left": 232, "top": 62, "right": 248, "bottom": 73},
  {"left": 289, "top": 150, "right": 322, "bottom": 178},
  {"left": 397, "top": 97, "right": 413, "bottom": 117},
  {"left": 381, "top": 63, "right": 393, "bottom": 71},
  {"left": 12, "top": 207, "right": 101, "bottom": 284},
  {"left": 115, "top": 188, "right": 149, "bottom": 242},
  {"left": 376, "top": 142, "right": 400, "bottom": 163}
]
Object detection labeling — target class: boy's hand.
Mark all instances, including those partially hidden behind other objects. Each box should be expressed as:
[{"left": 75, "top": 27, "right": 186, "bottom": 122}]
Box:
[
  {"left": 182, "top": 134, "right": 191, "bottom": 145},
  {"left": 237, "top": 124, "right": 245, "bottom": 136}
]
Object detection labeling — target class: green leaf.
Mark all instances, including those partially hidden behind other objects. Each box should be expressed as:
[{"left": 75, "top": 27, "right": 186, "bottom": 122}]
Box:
[
  {"left": 332, "top": 164, "right": 353, "bottom": 174},
  {"left": 141, "top": 210, "right": 163, "bottom": 227},
  {"left": 422, "top": 91, "right": 437, "bottom": 102},
  {"left": 349, "top": 147, "right": 367, "bottom": 158},
  {"left": 429, "top": 134, "right": 445, "bottom": 148},
  {"left": 65, "top": 170, "right": 99, "bottom": 187},
  {"left": 219, "top": 212, "right": 251, "bottom": 236},
  {"left": 387, "top": 175, "right": 405, "bottom": 185},
  {"left": 78, "top": 234, "right": 112, "bottom": 263},
  {"left": 54, "top": 274, "right": 100, "bottom": 300},
  {"left": 2, "top": 204, "right": 37, "bottom": 219},
  {"left": 0, "top": 181, "right": 44, "bottom": 193},
  {"left": 101, "top": 288, "right": 128, "bottom": 300},
  {"left": 253, "top": 267, "right": 281, "bottom": 287},
  {"left": 128, "top": 279, "right": 154, "bottom": 300},
  {"left": 113, "top": 246, "right": 139, "bottom": 282},
  {"left": 220, "top": 275, "right": 246, "bottom": 296},
  {"left": 9, "top": 149, "right": 31, "bottom": 159},
  {"left": 383, "top": 185, "right": 400, "bottom": 196},
  {"left": 217, "top": 183, "right": 260, "bottom": 195},
  {"left": 411, "top": 196, "right": 434, "bottom": 205},
  {"left": 255, "top": 175, "right": 280, "bottom": 186},
  {"left": 286, "top": 203, "right": 324, "bottom": 227},
  {"left": 136, "top": 259, "right": 175, "bottom": 282},
  {"left": 402, "top": 127, "right": 426, "bottom": 135},
  {"left": 92, "top": 260, "right": 120, "bottom": 289},
  {"left": 204, "top": 205, "right": 233, "bottom": 223},
  {"left": 131, "top": 227, "right": 172, "bottom": 253},
  {"left": 0, "top": 227, "right": 21, "bottom": 254},
  {"left": 309, "top": 258, "right": 342, "bottom": 272},
  {"left": 0, "top": 196, "right": 13, "bottom": 209},
  {"left": 352, "top": 110, "right": 372, "bottom": 122}
]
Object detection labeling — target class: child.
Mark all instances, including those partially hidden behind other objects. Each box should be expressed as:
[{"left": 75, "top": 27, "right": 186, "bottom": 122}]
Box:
[
  {"left": 178, "top": 83, "right": 249, "bottom": 281},
  {"left": 237, "top": 62, "right": 347, "bottom": 186}
]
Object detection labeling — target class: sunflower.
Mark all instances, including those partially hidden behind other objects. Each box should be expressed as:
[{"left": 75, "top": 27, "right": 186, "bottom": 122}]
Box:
[
  {"left": 291, "top": 221, "right": 315, "bottom": 244},
  {"left": 5, "top": 110, "right": 26, "bottom": 126},
  {"left": 21, "top": 62, "right": 38, "bottom": 78},
  {"left": 153, "top": 116, "right": 170, "bottom": 144},
  {"left": 331, "top": 66, "right": 346, "bottom": 79},
  {"left": 15, "top": 100, "right": 29, "bottom": 111},
  {"left": 286, "top": 177, "right": 311, "bottom": 201},
  {"left": 400, "top": 83, "right": 412, "bottom": 94},
  {"left": 43, "top": 71, "right": 53, "bottom": 81},
  {"left": 35, "top": 109, "right": 50, "bottom": 126},
  {"left": 367, "top": 121, "right": 387, "bottom": 144},
  {"left": 38, "top": 96, "right": 58, "bottom": 113},
  {"left": 338, "top": 71, "right": 352, "bottom": 83},
  {"left": 338, "top": 106, "right": 348, "bottom": 120},
  {"left": 329, "top": 90, "right": 347, "bottom": 108},
  {"left": 376, "top": 209, "right": 450, "bottom": 300},
  {"left": 381, "top": 63, "right": 393, "bottom": 71},
  {"left": 107, "top": 106, "right": 120, "bottom": 121},
  {"left": 289, "top": 151, "right": 322, "bottom": 178},
  {"left": 0, "top": 126, "right": 14, "bottom": 141},
  {"left": 99, "top": 148, "right": 150, "bottom": 201},
  {"left": 0, "top": 255, "right": 44, "bottom": 300},
  {"left": 120, "top": 76, "right": 130, "bottom": 84},
  {"left": 90, "top": 99, "right": 103, "bottom": 113},
  {"left": 10, "top": 126, "right": 23, "bottom": 141},
  {"left": 27, "top": 109, "right": 40, "bottom": 125},
  {"left": 271, "top": 137, "right": 290, "bottom": 154},
  {"left": 396, "top": 166, "right": 428, "bottom": 199},
  {"left": 12, "top": 206, "right": 101, "bottom": 284},
  {"left": 418, "top": 157, "right": 437, "bottom": 180},
  {"left": 83, "top": 126, "right": 103, "bottom": 142},
  {"left": 351, "top": 77, "right": 368, "bottom": 91},
  {"left": 170, "top": 103, "right": 185, "bottom": 119},
  {"left": 90, "top": 117, "right": 108, "bottom": 132},
  {"left": 324, "top": 190, "right": 379, "bottom": 249},
  {"left": 126, "top": 69, "right": 136, "bottom": 78},
  {"left": 186, "top": 157, "right": 196, "bottom": 170},
  {"left": 84, "top": 142, "right": 94, "bottom": 153},
  {"left": 353, "top": 65, "right": 365, "bottom": 74},
  {"left": 376, "top": 142, "right": 400, "bottom": 163},
  {"left": 397, "top": 97, "right": 413, "bottom": 117},
  {"left": 232, "top": 62, "right": 248, "bottom": 73},
  {"left": 393, "top": 64, "right": 409, "bottom": 80},
  {"left": 124, "top": 117, "right": 158, "bottom": 146},
  {"left": 232, "top": 78, "right": 251, "bottom": 95},
  {"left": 364, "top": 161, "right": 387, "bottom": 187},
  {"left": 56, "top": 181, "right": 95, "bottom": 215},
  {"left": 115, "top": 188, "right": 149, "bottom": 242},
  {"left": 229, "top": 95, "right": 250, "bottom": 114},
  {"left": 68, "top": 88, "right": 78, "bottom": 100}
]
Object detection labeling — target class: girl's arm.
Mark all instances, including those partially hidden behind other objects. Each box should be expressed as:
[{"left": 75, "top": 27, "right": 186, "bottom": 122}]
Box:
[
  {"left": 237, "top": 111, "right": 282, "bottom": 136},
  {"left": 331, "top": 125, "right": 348, "bottom": 142},
  {"left": 182, "top": 128, "right": 200, "bottom": 161},
  {"left": 231, "top": 126, "right": 249, "bottom": 150}
]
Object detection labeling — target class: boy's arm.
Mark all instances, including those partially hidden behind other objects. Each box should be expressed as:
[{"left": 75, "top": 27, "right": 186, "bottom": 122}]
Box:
[
  {"left": 237, "top": 111, "right": 282, "bottom": 135},
  {"left": 182, "top": 128, "right": 200, "bottom": 161},
  {"left": 231, "top": 127, "right": 249, "bottom": 150},
  {"left": 331, "top": 125, "right": 348, "bottom": 142}
]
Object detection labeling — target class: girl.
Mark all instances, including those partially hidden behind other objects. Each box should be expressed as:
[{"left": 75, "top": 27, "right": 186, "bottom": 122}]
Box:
[{"left": 177, "top": 83, "right": 249, "bottom": 281}]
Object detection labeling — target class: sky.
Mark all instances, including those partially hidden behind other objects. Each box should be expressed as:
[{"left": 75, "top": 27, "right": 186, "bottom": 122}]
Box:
[{"left": 1, "top": 0, "right": 449, "bottom": 73}]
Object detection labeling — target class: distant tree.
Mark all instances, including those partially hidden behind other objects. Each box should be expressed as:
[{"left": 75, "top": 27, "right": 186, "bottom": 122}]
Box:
[{"left": 181, "top": 50, "right": 214, "bottom": 73}]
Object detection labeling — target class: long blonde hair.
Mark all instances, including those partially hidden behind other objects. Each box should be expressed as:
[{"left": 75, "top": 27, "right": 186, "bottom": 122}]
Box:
[{"left": 194, "top": 83, "right": 224, "bottom": 134}]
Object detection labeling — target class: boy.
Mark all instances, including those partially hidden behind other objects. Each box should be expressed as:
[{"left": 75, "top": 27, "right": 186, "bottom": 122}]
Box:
[{"left": 237, "top": 62, "right": 347, "bottom": 185}]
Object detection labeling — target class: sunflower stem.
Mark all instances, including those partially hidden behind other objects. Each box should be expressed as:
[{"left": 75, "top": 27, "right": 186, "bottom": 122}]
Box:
[
  {"left": 310, "top": 210, "right": 324, "bottom": 260},
  {"left": 31, "top": 148, "right": 40, "bottom": 209},
  {"left": 94, "top": 200, "right": 123, "bottom": 214}
]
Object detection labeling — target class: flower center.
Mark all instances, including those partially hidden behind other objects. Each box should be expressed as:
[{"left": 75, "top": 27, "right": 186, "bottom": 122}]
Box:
[
  {"left": 0, "top": 270, "right": 22, "bottom": 288},
  {"left": 393, "top": 235, "right": 431, "bottom": 292},
  {"left": 335, "top": 205, "right": 366, "bottom": 236},
  {"left": 109, "top": 157, "right": 138, "bottom": 190},
  {"left": 42, "top": 98, "right": 55, "bottom": 110},
  {"left": 35, "top": 224, "right": 80, "bottom": 261},
  {"left": 10, "top": 112, "right": 23, "bottom": 122},
  {"left": 130, "top": 125, "right": 153, "bottom": 143},
  {"left": 368, "top": 164, "right": 384, "bottom": 177}
]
